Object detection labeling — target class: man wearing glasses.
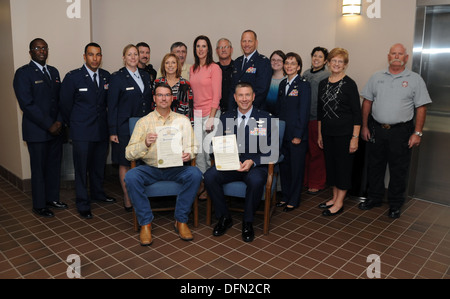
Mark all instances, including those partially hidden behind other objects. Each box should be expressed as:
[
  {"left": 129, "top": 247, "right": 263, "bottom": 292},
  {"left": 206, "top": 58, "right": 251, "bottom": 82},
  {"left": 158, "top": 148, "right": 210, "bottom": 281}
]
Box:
[
  {"left": 13, "top": 38, "right": 68, "bottom": 218},
  {"left": 124, "top": 83, "right": 202, "bottom": 246}
]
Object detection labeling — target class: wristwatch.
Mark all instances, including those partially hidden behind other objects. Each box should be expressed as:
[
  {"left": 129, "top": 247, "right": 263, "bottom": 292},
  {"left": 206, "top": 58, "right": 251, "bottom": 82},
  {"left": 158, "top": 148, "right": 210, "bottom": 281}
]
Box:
[{"left": 414, "top": 131, "right": 423, "bottom": 137}]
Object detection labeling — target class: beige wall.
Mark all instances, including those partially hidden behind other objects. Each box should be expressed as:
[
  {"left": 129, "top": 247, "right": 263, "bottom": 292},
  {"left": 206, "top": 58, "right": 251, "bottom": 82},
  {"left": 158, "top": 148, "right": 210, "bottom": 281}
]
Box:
[
  {"left": 91, "top": 0, "right": 339, "bottom": 74},
  {"left": 336, "top": 0, "right": 417, "bottom": 90},
  {"left": 0, "top": 0, "right": 23, "bottom": 177},
  {"left": 1, "top": 0, "right": 418, "bottom": 181},
  {"left": 1, "top": 0, "right": 92, "bottom": 180}
]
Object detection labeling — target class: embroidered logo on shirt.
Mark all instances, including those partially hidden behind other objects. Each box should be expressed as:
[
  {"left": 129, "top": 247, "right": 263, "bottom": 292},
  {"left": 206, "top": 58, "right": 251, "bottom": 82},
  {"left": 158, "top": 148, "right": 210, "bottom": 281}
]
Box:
[{"left": 402, "top": 81, "right": 409, "bottom": 88}]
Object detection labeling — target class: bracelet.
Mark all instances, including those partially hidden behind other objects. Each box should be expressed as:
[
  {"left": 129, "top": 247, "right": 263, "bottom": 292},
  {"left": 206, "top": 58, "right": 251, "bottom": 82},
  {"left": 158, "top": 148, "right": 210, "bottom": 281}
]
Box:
[{"left": 352, "top": 135, "right": 359, "bottom": 139}]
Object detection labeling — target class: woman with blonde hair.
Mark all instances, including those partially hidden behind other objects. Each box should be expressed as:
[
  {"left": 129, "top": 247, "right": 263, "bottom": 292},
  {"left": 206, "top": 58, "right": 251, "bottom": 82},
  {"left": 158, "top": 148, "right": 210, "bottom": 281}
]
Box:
[
  {"left": 108, "top": 44, "right": 153, "bottom": 211},
  {"left": 154, "top": 53, "right": 194, "bottom": 124}
]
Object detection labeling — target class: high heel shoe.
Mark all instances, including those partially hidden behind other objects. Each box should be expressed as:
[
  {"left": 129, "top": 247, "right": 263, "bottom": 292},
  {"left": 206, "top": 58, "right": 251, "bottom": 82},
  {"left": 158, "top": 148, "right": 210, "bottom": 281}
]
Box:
[
  {"left": 322, "top": 206, "right": 344, "bottom": 216},
  {"left": 124, "top": 205, "right": 133, "bottom": 212}
]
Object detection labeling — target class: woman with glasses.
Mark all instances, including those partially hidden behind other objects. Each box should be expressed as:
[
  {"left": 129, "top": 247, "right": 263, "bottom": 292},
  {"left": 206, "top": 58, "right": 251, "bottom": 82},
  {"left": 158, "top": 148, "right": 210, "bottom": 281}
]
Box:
[
  {"left": 108, "top": 44, "right": 153, "bottom": 212},
  {"left": 317, "top": 48, "right": 362, "bottom": 216},
  {"left": 266, "top": 50, "right": 286, "bottom": 116},
  {"left": 276, "top": 52, "right": 311, "bottom": 212}
]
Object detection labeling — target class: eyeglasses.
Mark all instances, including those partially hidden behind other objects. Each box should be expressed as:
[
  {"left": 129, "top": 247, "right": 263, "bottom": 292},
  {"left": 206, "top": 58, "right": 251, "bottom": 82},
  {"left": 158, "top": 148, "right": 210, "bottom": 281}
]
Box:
[
  {"left": 32, "top": 47, "right": 49, "bottom": 52},
  {"left": 271, "top": 59, "right": 283, "bottom": 63},
  {"left": 155, "top": 93, "right": 172, "bottom": 98}
]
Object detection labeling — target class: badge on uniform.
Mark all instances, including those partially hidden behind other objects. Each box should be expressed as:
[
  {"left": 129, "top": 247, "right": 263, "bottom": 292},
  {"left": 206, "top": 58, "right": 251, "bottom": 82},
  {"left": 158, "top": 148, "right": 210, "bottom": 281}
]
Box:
[
  {"left": 246, "top": 67, "right": 257, "bottom": 74},
  {"left": 104, "top": 84, "right": 109, "bottom": 90},
  {"left": 289, "top": 89, "right": 299, "bottom": 97},
  {"left": 250, "top": 128, "right": 267, "bottom": 136}
]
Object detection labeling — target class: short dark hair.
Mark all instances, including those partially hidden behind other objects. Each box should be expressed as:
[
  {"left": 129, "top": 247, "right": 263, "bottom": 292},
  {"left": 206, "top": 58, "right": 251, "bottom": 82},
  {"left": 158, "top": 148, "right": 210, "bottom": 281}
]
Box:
[
  {"left": 285, "top": 52, "right": 303, "bottom": 75},
  {"left": 136, "top": 42, "right": 150, "bottom": 50},
  {"left": 154, "top": 82, "right": 173, "bottom": 95},
  {"left": 84, "top": 42, "right": 101, "bottom": 54},
  {"left": 311, "top": 46, "right": 329, "bottom": 60},
  {"left": 242, "top": 29, "right": 257, "bottom": 40},
  {"left": 170, "top": 42, "right": 187, "bottom": 52},
  {"left": 235, "top": 82, "right": 254, "bottom": 93},
  {"left": 29, "top": 38, "right": 47, "bottom": 50}
]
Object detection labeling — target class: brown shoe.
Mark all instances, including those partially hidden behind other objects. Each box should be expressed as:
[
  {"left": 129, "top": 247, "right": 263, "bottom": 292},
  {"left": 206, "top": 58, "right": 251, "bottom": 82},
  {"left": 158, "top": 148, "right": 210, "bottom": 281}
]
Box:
[
  {"left": 140, "top": 223, "right": 153, "bottom": 246},
  {"left": 174, "top": 221, "right": 193, "bottom": 241}
]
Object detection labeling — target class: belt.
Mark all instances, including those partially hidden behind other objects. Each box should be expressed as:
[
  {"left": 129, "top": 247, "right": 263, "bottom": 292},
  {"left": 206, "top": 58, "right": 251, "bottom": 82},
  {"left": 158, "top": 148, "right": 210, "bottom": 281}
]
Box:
[{"left": 374, "top": 120, "right": 412, "bottom": 130}]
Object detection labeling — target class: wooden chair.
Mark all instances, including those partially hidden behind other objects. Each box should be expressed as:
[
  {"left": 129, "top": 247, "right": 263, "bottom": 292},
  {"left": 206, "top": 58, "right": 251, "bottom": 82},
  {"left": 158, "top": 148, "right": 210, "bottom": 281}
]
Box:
[
  {"left": 128, "top": 117, "right": 198, "bottom": 232},
  {"left": 206, "top": 120, "right": 285, "bottom": 235}
]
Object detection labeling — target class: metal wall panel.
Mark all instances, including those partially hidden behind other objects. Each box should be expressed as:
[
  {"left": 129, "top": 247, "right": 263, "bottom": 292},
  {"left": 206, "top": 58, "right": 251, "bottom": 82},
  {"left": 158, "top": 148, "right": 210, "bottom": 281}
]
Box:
[{"left": 410, "top": 4, "right": 450, "bottom": 205}]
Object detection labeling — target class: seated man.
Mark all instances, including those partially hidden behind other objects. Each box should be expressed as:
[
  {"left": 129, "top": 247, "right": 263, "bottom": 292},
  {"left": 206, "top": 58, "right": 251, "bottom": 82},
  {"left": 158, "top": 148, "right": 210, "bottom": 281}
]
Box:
[
  {"left": 124, "top": 83, "right": 202, "bottom": 246},
  {"left": 204, "top": 82, "right": 274, "bottom": 242}
]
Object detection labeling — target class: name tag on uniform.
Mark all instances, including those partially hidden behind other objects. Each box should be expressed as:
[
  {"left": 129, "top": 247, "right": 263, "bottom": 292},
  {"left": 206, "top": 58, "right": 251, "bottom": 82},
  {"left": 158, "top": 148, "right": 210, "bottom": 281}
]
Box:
[
  {"left": 35, "top": 80, "right": 44, "bottom": 84},
  {"left": 79, "top": 88, "right": 88, "bottom": 92},
  {"left": 126, "top": 87, "right": 134, "bottom": 91}
]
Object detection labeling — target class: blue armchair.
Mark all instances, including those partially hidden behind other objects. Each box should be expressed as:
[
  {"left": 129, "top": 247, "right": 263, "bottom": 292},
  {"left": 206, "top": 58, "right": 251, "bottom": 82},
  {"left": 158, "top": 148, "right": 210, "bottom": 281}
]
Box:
[
  {"left": 128, "top": 117, "right": 198, "bottom": 231},
  {"left": 206, "top": 120, "right": 285, "bottom": 235}
]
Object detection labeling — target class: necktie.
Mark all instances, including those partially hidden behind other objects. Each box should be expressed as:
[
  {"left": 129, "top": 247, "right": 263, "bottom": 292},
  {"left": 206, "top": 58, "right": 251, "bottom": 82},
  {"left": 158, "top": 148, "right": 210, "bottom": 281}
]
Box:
[
  {"left": 285, "top": 82, "right": 290, "bottom": 96},
  {"left": 237, "top": 115, "right": 246, "bottom": 146},
  {"left": 242, "top": 58, "right": 248, "bottom": 71},
  {"left": 238, "top": 115, "right": 247, "bottom": 132},
  {"left": 42, "top": 66, "right": 51, "bottom": 81},
  {"left": 93, "top": 73, "right": 99, "bottom": 89}
]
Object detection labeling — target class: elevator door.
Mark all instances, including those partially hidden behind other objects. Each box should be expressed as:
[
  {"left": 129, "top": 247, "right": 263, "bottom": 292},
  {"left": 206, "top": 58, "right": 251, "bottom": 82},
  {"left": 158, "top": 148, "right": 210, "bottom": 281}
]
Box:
[{"left": 410, "top": 4, "right": 450, "bottom": 205}]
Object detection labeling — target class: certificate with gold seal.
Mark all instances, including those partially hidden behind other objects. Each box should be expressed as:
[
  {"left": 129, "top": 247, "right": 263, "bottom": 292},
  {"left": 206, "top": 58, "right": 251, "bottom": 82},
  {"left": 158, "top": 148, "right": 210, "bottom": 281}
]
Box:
[
  {"left": 212, "top": 134, "right": 240, "bottom": 171},
  {"left": 156, "top": 125, "right": 183, "bottom": 168}
]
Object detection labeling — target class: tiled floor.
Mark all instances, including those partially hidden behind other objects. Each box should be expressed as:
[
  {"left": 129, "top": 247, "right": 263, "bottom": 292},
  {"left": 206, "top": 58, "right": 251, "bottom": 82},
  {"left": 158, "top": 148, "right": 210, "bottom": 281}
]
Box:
[{"left": 0, "top": 171, "right": 449, "bottom": 279}]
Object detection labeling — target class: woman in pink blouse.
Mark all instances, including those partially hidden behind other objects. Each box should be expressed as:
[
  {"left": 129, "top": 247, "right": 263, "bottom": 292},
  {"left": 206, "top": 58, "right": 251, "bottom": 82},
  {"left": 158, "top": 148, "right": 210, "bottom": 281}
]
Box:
[{"left": 190, "top": 35, "right": 222, "bottom": 200}]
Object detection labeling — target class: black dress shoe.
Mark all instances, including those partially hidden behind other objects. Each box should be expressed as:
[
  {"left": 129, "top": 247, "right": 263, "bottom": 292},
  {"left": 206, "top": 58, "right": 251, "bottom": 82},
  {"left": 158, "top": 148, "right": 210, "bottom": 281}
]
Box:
[
  {"left": 318, "top": 202, "right": 333, "bottom": 209},
  {"left": 213, "top": 216, "right": 233, "bottom": 236},
  {"left": 32, "top": 208, "right": 54, "bottom": 218},
  {"left": 307, "top": 189, "right": 322, "bottom": 195},
  {"left": 47, "top": 201, "right": 68, "bottom": 209},
  {"left": 94, "top": 196, "right": 116, "bottom": 204},
  {"left": 283, "top": 205, "right": 296, "bottom": 212},
  {"left": 388, "top": 208, "right": 401, "bottom": 219},
  {"left": 322, "top": 206, "right": 344, "bottom": 216},
  {"left": 124, "top": 205, "right": 133, "bottom": 212},
  {"left": 79, "top": 210, "right": 93, "bottom": 219},
  {"left": 358, "top": 199, "right": 382, "bottom": 210},
  {"left": 242, "top": 222, "right": 254, "bottom": 242},
  {"left": 276, "top": 201, "right": 287, "bottom": 207}
]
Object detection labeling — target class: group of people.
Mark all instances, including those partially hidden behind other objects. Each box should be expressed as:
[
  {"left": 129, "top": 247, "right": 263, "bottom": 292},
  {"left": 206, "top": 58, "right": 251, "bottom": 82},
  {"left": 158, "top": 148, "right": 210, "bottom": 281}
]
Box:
[{"left": 13, "top": 29, "right": 431, "bottom": 246}]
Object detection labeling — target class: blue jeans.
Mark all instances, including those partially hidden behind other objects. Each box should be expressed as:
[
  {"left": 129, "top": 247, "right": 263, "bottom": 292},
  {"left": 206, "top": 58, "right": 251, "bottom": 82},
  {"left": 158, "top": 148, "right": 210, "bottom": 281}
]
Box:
[{"left": 124, "top": 165, "right": 202, "bottom": 225}]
